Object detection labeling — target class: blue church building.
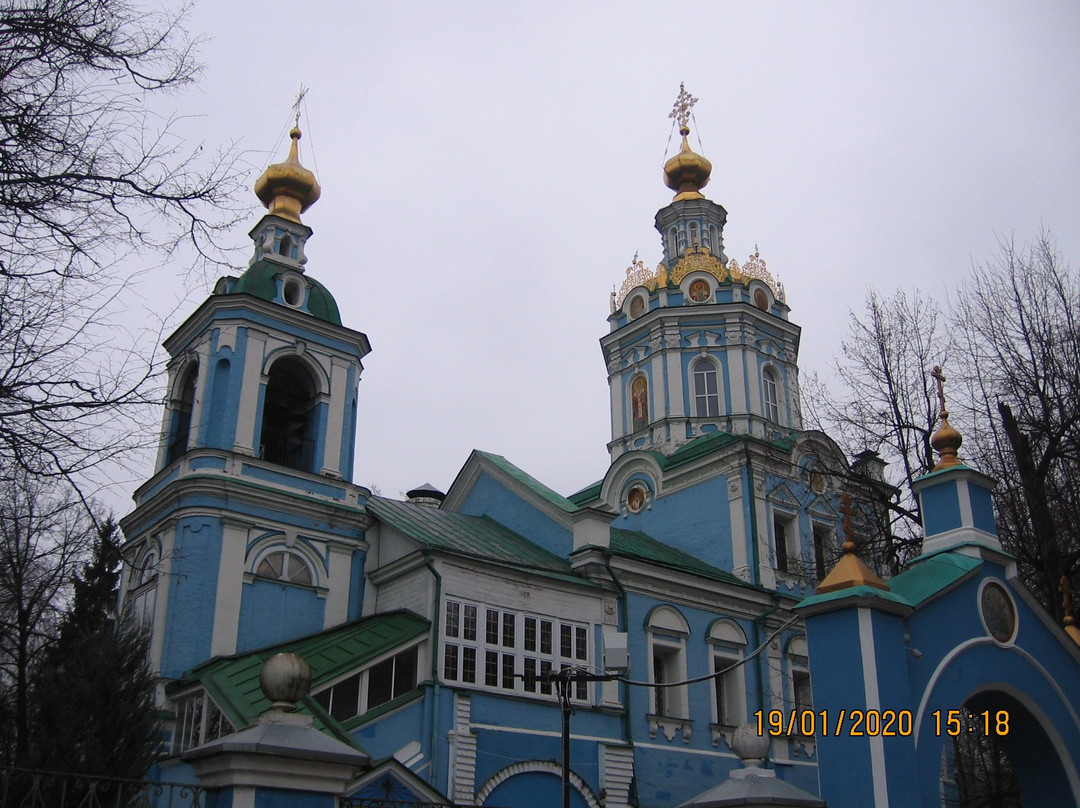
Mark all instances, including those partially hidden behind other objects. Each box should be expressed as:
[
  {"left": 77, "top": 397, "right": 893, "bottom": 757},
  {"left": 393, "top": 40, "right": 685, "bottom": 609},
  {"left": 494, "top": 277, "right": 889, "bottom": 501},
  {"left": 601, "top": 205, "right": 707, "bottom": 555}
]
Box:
[{"left": 119, "top": 95, "right": 1080, "bottom": 808}]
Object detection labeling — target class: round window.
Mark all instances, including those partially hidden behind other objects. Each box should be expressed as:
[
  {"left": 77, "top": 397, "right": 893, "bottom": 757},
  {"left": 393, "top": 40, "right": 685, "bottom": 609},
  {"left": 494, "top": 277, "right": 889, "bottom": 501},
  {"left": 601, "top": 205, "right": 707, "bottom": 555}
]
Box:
[
  {"left": 283, "top": 278, "right": 304, "bottom": 307},
  {"left": 627, "top": 485, "right": 647, "bottom": 513},
  {"left": 754, "top": 289, "right": 769, "bottom": 311},
  {"left": 689, "top": 279, "right": 710, "bottom": 302},
  {"left": 629, "top": 296, "right": 645, "bottom": 318},
  {"left": 979, "top": 580, "right": 1017, "bottom": 645}
]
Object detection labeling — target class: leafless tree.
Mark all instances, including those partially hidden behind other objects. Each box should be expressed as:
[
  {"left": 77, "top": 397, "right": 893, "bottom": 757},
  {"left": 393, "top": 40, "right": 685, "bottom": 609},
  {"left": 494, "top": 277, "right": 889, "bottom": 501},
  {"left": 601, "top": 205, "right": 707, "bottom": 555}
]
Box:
[
  {"left": 0, "top": 467, "right": 96, "bottom": 766},
  {"left": 0, "top": 0, "right": 244, "bottom": 486},
  {"left": 803, "top": 288, "right": 949, "bottom": 569},
  {"left": 807, "top": 234, "right": 1080, "bottom": 621},
  {"left": 951, "top": 234, "right": 1080, "bottom": 621}
]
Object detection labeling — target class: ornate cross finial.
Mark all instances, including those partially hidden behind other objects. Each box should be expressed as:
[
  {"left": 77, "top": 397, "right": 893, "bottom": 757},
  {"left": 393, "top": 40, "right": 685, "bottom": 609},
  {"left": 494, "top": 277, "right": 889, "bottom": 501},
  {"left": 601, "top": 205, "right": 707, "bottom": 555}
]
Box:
[
  {"left": 931, "top": 365, "right": 948, "bottom": 418},
  {"left": 292, "top": 85, "right": 309, "bottom": 129},
  {"left": 668, "top": 82, "right": 698, "bottom": 129}
]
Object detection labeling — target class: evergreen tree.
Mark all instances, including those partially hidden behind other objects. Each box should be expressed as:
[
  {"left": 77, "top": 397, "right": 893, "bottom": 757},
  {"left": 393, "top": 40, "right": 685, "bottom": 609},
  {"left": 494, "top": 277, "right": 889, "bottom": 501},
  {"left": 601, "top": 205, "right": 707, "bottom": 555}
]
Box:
[{"left": 29, "top": 520, "right": 159, "bottom": 778}]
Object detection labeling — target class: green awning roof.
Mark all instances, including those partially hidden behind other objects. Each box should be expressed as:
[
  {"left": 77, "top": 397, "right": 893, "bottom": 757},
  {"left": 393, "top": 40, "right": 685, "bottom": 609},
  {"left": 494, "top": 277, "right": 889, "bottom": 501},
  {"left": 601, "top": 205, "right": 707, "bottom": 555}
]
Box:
[{"left": 167, "top": 610, "right": 430, "bottom": 740}]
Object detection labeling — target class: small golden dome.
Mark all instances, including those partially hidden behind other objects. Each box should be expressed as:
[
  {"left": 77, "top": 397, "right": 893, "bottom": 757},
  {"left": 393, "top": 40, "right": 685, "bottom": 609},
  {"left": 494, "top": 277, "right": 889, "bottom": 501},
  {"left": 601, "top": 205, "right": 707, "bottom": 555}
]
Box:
[
  {"left": 663, "top": 125, "right": 712, "bottom": 202},
  {"left": 930, "top": 420, "right": 963, "bottom": 471},
  {"left": 254, "top": 127, "right": 321, "bottom": 224}
]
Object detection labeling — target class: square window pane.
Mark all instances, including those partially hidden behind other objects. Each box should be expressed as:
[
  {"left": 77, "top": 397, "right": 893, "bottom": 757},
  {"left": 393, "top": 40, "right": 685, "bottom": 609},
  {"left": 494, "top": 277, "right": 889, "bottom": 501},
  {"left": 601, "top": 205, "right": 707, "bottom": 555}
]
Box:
[
  {"left": 444, "top": 644, "right": 459, "bottom": 681},
  {"left": 502, "top": 612, "right": 516, "bottom": 648},
  {"left": 462, "top": 647, "right": 476, "bottom": 684},
  {"left": 464, "top": 605, "right": 477, "bottom": 641},
  {"left": 445, "top": 601, "right": 460, "bottom": 638}
]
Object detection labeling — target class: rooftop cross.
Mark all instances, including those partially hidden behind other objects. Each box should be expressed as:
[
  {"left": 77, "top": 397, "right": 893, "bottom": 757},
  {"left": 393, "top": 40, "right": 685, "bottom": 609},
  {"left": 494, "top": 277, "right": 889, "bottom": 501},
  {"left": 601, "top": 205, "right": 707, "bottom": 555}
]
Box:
[
  {"left": 931, "top": 365, "right": 949, "bottom": 420},
  {"left": 839, "top": 491, "right": 856, "bottom": 540},
  {"left": 669, "top": 82, "right": 698, "bottom": 129},
  {"left": 292, "top": 85, "right": 309, "bottom": 129}
]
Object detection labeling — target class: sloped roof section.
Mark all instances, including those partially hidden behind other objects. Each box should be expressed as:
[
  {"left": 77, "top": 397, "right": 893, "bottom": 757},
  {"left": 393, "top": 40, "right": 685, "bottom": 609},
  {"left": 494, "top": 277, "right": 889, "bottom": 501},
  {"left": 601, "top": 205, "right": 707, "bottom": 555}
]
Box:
[
  {"left": 168, "top": 611, "right": 430, "bottom": 737},
  {"left": 474, "top": 451, "right": 581, "bottom": 513},
  {"left": 368, "top": 496, "right": 575, "bottom": 574},
  {"left": 611, "top": 528, "right": 745, "bottom": 585}
]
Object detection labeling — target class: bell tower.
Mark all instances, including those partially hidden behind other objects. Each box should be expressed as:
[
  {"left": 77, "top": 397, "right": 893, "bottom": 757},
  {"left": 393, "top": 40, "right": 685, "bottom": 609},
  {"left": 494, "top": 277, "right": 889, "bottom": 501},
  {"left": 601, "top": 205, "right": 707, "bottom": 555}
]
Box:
[
  {"left": 121, "top": 125, "right": 372, "bottom": 682},
  {"left": 602, "top": 86, "right": 802, "bottom": 460}
]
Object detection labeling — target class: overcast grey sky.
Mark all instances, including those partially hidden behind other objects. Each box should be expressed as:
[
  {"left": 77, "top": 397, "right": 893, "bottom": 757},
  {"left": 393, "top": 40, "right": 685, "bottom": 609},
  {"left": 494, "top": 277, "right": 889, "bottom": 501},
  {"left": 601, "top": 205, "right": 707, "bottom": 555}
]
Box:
[{"left": 119, "top": 1, "right": 1080, "bottom": 506}]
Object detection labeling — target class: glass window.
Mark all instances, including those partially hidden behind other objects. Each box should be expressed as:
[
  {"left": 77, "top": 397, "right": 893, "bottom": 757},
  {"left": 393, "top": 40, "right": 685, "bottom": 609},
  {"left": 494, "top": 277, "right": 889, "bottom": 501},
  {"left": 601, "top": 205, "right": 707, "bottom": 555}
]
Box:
[
  {"left": 774, "top": 519, "right": 790, "bottom": 572},
  {"left": 762, "top": 368, "right": 780, "bottom": 423},
  {"left": 445, "top": 601, "right": 460, "bottom": 638},
  {"left": 441, "top": 598, "right": 588, "bottom": 702},
  {"left": 255, "top": 550, "right": 313, "bottom": 586},
  {"left": 693, "top": 359, "right": 720, "bottom": 417}
]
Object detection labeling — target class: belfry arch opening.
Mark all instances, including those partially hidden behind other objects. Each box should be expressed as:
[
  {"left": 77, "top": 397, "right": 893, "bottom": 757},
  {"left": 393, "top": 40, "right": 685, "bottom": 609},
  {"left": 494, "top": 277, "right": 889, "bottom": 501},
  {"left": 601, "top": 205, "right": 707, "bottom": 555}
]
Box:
[
  {"left": 165, "top": 365, "right": 197, "bottom": 465},
  {"left": 259, "top": 356, "right": 319, "bottom": 472}
]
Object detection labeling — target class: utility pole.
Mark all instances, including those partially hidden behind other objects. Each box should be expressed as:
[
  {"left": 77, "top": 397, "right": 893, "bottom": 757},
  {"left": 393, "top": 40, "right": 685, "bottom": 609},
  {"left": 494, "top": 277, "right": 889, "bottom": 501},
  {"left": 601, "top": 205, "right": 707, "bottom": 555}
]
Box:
[{"left": 542, "top": 668, "right": 620, "bottom": 808}]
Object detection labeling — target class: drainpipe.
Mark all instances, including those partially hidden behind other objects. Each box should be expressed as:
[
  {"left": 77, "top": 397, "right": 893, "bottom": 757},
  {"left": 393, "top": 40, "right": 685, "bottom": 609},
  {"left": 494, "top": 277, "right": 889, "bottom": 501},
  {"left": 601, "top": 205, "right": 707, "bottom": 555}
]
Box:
[
  {"left": 423, "top": 550, "right": 443, "bottom": 788},
  {"left": 603, "top": 552, "right": 640, "bottom": 808},
  {"left": 743, "top": 442, "right": 771, "bottom": 725}
]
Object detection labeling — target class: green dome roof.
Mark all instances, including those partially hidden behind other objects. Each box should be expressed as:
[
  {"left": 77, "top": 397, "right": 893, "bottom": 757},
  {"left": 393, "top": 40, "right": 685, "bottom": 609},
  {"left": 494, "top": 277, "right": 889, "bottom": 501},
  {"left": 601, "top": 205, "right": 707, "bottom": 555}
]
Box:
[{"left": 226, "top": 260, "right": 342, "bottom": 326}]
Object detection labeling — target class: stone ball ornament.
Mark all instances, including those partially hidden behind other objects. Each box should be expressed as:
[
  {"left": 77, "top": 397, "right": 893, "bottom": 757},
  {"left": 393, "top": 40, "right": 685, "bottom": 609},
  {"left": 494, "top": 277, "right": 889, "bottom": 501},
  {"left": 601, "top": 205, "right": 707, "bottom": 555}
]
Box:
[
  {"left": 259, "top": 652, "right": 312, "bottom": 711},
  {"left": 731, "top": 721, "right": 771, "bottom": 766}
]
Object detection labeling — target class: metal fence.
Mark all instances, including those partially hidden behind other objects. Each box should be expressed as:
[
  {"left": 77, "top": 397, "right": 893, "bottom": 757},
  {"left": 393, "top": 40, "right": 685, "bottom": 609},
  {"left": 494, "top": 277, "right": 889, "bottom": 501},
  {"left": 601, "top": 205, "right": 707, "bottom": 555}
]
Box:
[{"left": 0, "top": 770, "right": 207, "bottom": 808}]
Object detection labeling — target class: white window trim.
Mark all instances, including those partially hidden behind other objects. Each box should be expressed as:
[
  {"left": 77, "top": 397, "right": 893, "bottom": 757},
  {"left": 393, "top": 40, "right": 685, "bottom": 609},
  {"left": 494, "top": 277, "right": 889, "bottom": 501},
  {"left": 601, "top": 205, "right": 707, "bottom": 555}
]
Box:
[{"left": 690, "top": 356, "right": 721, "bottom": 418}]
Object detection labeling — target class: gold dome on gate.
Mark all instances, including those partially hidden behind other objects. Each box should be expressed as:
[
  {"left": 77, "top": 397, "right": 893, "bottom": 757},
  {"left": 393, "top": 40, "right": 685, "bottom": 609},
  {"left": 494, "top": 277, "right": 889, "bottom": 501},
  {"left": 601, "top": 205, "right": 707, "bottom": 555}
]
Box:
[
  {"left": 254, "top": 127, "right": 321, "bottom": 224},
  {"left": 663, "top": 124, "right": 712, "bottom": 202}
]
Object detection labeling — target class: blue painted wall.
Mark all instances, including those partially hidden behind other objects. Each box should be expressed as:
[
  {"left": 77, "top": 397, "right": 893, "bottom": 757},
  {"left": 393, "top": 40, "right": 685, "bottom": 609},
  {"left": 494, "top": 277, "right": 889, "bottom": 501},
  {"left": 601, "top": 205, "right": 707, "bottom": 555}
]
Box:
[
  {"left": 160, "top": 517, "right": 223, "bottom": 678},
  {"left": 237, "top": 579, "right": 326, "bottom": 652},
  {"left": 459, "top": 472, "right": 571, "bottom": 558}
]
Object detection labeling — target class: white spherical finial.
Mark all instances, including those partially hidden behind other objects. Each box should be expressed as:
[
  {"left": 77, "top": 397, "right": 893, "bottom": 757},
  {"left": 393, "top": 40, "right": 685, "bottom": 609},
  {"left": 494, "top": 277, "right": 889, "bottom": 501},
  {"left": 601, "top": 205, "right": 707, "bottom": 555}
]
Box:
[
  {"left": 731, "top": 722, "right": 771, "bottom": 767},
  {"left": 259, "top": 652, "right": 311, "bottom": 712}
]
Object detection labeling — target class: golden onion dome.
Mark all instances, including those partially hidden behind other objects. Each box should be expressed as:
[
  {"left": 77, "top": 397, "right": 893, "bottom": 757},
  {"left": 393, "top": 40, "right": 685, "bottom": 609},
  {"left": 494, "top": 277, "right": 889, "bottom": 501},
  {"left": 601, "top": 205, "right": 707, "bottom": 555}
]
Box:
[
  {"left": 663, "top": 125, "right": 712, "bottom": 201},
  {"left": 254, "top": 127, "right": 321, "bottom": 224}
]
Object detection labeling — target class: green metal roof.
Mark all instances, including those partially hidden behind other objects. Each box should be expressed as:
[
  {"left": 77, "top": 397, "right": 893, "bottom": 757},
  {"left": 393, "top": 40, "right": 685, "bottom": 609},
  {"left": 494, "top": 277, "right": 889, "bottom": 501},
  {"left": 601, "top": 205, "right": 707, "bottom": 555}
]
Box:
[
  {"left": 167, "top": 611, "right": 429, "bottom": 740},
  {"left": 474, "top": 451, "right": 581, "bottom": 513},
  {"left": 568, "top": 481, "right": 603, "bottom": 507},
  {"left": 889, "top": 552, "right": 982, "bottom": 606},
  {"left": 368, "top": 496, "right": 576, "bottom": 574},
  {"left": 610, "top": 528, "right": 745, "bottom": 585},
  {"left": 227, "top": 260, "right": 342, "bottom": 325}
]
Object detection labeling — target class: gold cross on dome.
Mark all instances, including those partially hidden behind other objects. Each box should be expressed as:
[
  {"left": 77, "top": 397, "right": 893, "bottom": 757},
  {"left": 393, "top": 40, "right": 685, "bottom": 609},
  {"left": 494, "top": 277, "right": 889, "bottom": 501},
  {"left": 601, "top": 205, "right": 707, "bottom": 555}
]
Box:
[
  {"left": 931, "top": 365, "right": 948, "bottom": 418},
  {"left": 839, "top": 491, "right": 855, "bottom": 539},
  {"left": 669, "top": 82, "right": 698, "bottom": 129},
  {"left": 292, "top": 85, "right": 309, "bottom": 128}
]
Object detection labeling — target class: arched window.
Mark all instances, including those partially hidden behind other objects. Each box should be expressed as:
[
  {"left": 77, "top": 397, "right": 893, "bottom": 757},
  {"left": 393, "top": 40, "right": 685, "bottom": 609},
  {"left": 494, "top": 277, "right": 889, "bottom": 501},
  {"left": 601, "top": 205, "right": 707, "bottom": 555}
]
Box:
[
  {"left": 260, "top": 356, "right": 319, "bottom": 472},
  {"left": 762, "top": 367, "right": 780, "bottom": 423},
  {"left": 255, "top": 550, "right": 314, "bottom": 586},
  {"left": 702, "top": 226, "right": 711, "bottom": 251},
  {"left": 127, "top": 546, "right": 159, "bottom": 626},
  {"left": 688, "top": 222, "right": 700, "bottom": 248},
  {"left": 786, "top": 636, "right": 813, "bottom": 729},
  {"left": 708, "top": 620, "right": 747, "bottom": 728},
  {"left": 647, "top": 606, "right": 689, "bottom": 718},
  {"left": 631, "top": 375, "right": 649, "bottom": 432},
  {"left": 676, "top": 228, "right": 686, "bottom": 255},
  {"left": 667, "top": 227, "right": 678, "bottom": 260},
  {"left": 692, "top": 359, "right": 719, "bottom": 417},
  {"left": 166, "top": 365, "right": 197, "bottom": 465}
]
